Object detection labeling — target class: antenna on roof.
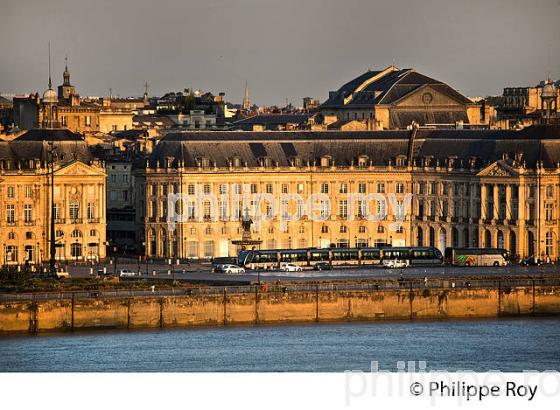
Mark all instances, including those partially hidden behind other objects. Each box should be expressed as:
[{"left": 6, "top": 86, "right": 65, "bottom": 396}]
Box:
[{"left": 48, "top": 41, "right": 52, "bottom": 89}]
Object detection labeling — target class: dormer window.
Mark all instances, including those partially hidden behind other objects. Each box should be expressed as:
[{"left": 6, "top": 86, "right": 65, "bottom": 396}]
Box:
[
  {"left": 231, "top": 156, "right": 241, "bottom": 167},
  {"left": 320, "top": 155, "right": 332, "bottom": 167},
  {"left": 395, "top": 155, "right": 407, "bottom": 167},
  {"left": 358, "top": 155, "right": 369, "bottom": 168},
  {"left": 291, "top": 156, "right": 302, "bottom": 167},
  {"left": 197, "top": 157, "right": 211, "bottom": 168},
  {"left": 259, "top": 157, "right": 273, "bottom": 167},
  {"left": 423, "top": 156, "right": 433, "bottom": 167}
]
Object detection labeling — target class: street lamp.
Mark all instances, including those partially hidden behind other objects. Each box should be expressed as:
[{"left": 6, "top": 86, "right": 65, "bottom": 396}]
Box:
[{"left": 47, "top": 140, "right": 57, "bottom": 278}]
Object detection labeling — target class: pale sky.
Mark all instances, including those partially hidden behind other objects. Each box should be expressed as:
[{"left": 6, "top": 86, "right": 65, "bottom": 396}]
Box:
[{"left": 0, "top": 0, "right": 559, "bottom": 105}]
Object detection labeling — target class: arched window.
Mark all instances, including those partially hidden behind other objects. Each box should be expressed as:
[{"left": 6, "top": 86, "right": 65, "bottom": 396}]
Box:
[
  {"left": 321, "top": 225, "right": 329, "bottom": 233},
  {"left": 497, "top": 230, "right": 504, "bottom": 249},
  {"left": 417, "top": 227, "right": 423, "bottom": 246},
  {"left": 546, "top": 232, "right": 554, "bottom": 256},
  {"left": 484, "top": 229, "right": 492, "bottom": 248},
  {"left": 71, "top": 229, "right": 82, "bottom": 238}
]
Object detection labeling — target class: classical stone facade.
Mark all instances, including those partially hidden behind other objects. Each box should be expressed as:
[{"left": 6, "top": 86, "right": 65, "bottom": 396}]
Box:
[
  {"left": 134, "top": 126, "right": 560, "bottom": 261},
  {"left": 0, "top": 129, "right": 107, "bottom": 265}
]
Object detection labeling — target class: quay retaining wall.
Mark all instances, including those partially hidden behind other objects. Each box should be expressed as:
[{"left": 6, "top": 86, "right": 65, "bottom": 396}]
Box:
[{"left": 1, "top": 285, "right": 559, "bottom": 334}]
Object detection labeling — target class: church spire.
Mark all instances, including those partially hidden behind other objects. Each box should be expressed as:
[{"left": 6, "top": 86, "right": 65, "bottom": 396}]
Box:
[
  {"left": 242, "top": 80, "right": 251, "bottom": 110},
  {"left": 63, "top": 55, "right": 71, "bottom": 86}
]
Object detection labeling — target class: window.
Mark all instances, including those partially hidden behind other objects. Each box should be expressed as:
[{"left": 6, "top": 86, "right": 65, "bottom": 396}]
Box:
[
  {"left": 376, "top": 183, "right": 385, "bottom": 193},
  {"left": 26, "top": 232, "right": 33, "bottom": 240},
  {"left": 396, "top": 183, "right": 404, "bottom": 194},
  {"left": 340, "top": 225, "right": 348, "bottom": 233},
  {"left": 219, "top": 184, "right": 228, "bottom": 195},
  {"left": 123, "top": 174, "right": 129, "bottom": 184},
  {"left": 24, "top": 204, "right": 32, "bottom": 223},
  {"left": 203, "top": 184, "right": 211, "bottom": 194},
  {"left": 71, "top": 229, "right": 82, "bottom": 238},
  {"left": 321, "top": 225, "right": 329, "bottom": 233},
  {"left": 358, "top": 183, "right": 366, "bottom": 194},
  {"left": 90, "top": 230, "right": 98, "bottom": 237},
  {"left": 339, "top": 183, "right": 348, "bottom": 194},
  {"left": 85, "top": 116, "right": 91, "bottom": 126},
  {"left": 6, "top": 204, "right": 15, "bottom": 223},
  {"left": 545, "top": 232, "right": 554, "bottom": 256},
  {"left": 54, "top": 204, "right": 60, "bottom": 221},
  {"left": 359, "top": 225, "right": 366, "bottom": 233},
  {"left": 321, "top": 183, "right": 329, "bottom": 194},
  {"left": 188, "top": 184, "right": 195, "bottom": 195},
  {"left": 70, "top": 202, "right": 80, "bottom": 220},
  {"left": 545, "top": 203, "right": 554, "bottom": 222},
  {"left": 297, "top": 183, "right": 304, "bottom": 194},
  {"left": 110, "top": 191, "right": 117, "bottom": 201},
  {"left": 377, "top": 225, "right": 384, "bottom": 233},
  {"left": 546, "top": 185, "right": 554, "bottom": 198},
  {"left": 25, "top": 186, "right": 33, "bottom": 198},
  {"left": 8, "top": 231, "right": 15, "bottom": 240},
  {"left": 431, "top": 182, "right": 438, "bottom": 195},
  {"left": 266, "top": 184, "right": 273, "bottom": 194},
  {"left": 7, "top": 186, "right": 14, "bottom": 198},
  {"left": 87, "top": 203, "right": 95, "bottom": 220},
  {"left": 251, "top": 184, "right": 258, "bottom": 194},
  {"left": 338, "top": 200, "right": 348, "bottom": 219},
  {"left": 110, "top": 174, "right": 117, "bottom": 183},
  {"left": 282, "top": 184, "right": 288, "bottom": 194}
]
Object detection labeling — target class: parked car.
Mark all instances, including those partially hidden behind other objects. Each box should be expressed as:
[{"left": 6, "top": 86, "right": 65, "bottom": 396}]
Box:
[
  {"left": 382, "top": 259, "right": 409, "bottom": 269},
  {"left": 520, "top": 256, "right": 542, "bottom": 267},
  {"left": 280, "top": 263, "right": 303, "bottom": 272},
  {"left": 119, "top": 269, "right": 137, "bottom": 277},
  {"left": 220, "top": 264, "right": 245, "bottom": 274},
  {"left": 313, "top": 262, "right": 332, "bottom": 271}
]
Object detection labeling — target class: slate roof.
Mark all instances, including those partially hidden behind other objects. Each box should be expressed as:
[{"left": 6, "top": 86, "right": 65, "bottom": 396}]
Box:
[
  {"left": 229, "top": 114, "right": 311, "bottom": 130},
  {"left": 0, "top": 128, "right": 92, "bottom": 163},
  {"left": 321, "top": 67, "right": 473, "bottom": 108},
  {"left": 148, "top": 126, "right": 560, "bottom": 169}
]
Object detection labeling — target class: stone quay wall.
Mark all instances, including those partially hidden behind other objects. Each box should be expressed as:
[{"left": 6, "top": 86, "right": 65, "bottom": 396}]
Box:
[{"left": 1, "top": 285, "right": 559, "bottom": 334}]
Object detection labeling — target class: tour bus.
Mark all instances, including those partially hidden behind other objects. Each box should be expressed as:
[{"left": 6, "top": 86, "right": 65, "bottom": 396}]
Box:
[
  {"left": 237, "top": 246, "right": 443, "bottom": 270},
  {"left": 444, "top": 247, "right": 510, "bottom": 267}
]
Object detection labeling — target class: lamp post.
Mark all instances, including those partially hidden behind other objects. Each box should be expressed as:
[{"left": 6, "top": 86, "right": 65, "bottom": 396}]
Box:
[{"left": 47, "top": 140, "right": 57, "bottom": 278}]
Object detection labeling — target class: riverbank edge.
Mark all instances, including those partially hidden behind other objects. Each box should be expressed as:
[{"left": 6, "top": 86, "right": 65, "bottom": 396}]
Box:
[{"left": 1, "top": 285, "right": 559, "bottom": 334}]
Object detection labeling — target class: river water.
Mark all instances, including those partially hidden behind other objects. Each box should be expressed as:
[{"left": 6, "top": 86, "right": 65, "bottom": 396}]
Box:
[{"left": 1, "top": 318, "right": 559, "bottom": 372}]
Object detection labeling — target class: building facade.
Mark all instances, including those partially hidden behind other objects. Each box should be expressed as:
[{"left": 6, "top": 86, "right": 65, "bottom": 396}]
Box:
[
  {"left": 320, "top": 66, "right": 481, "bottom": 129},
  {"left": 134, "top": 127, "right": 560, "bottom": 261},
  {"left": 0, "top": 129, "right": 107, "bottom": 265}
]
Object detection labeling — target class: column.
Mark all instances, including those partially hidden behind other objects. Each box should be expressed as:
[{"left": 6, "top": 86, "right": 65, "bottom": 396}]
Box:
[
  {"left": 493, "top": 184, "right": 499, "bottom": 221},
  {"left": 518, "top": 180, "right": 526, "bottom": 257},
  {"left": 480, "top": 183, "right": 487, "bottom": 221},
  {"left": 505, "top": 184, "right": 512, "bottom": 222}
]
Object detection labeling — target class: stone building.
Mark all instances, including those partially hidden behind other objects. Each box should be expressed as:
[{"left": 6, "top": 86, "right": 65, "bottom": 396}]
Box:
[
  {"left": 320, "top": 66, "right": 481, "bottom": 129},
  {"left": 134, "top": 126, "right": 560, "bottom": 261},
  {"left": 13, "top": 63, "right": 134, "bottom": 134},
  {"left": 0, "top": 129, "right": 107, "bottom": 265}
]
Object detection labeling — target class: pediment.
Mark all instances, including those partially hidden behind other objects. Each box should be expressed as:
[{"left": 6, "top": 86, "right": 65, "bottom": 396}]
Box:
[
  {"left": 54, "top": 160, "right": 106, "bottom": 177},
  {"left": 393, "top": 84, "right": 465, "bottom": 107},
  {"left": 477, "top": 160, "right": 519, "bottom": 177}
]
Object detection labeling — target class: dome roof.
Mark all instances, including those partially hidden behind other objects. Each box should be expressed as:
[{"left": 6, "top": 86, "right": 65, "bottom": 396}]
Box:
[
  {"left": 42, "top": 87, "right": 58, "bottom": 103},
  {"left": 542, "top": 79, "right": 557, "bottom": 98}
]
